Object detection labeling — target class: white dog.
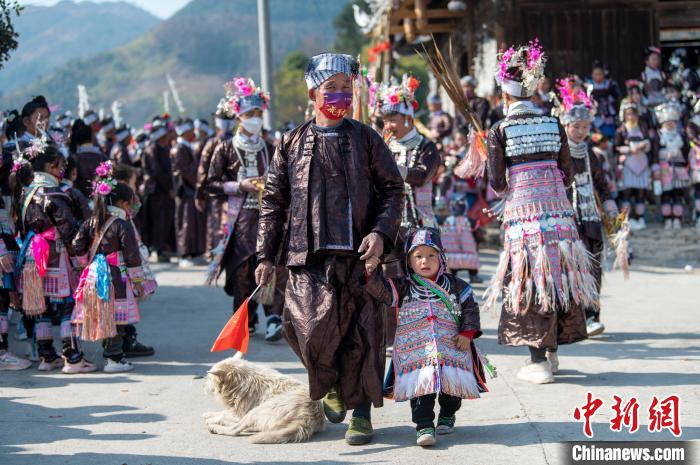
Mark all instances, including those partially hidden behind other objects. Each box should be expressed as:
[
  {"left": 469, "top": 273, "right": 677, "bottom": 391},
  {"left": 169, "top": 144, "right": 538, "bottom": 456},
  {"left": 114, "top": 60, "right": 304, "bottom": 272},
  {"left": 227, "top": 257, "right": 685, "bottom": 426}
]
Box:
[{"left": 204, "top": 353, "right": 325, "bottom": 443}]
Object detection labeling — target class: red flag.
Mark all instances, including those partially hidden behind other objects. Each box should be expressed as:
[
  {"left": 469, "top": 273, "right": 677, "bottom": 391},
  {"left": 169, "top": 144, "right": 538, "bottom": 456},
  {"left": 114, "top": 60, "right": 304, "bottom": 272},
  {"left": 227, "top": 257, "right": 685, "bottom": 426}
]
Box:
[{"left": 211, "top": 298, "right": 250, "bottom": 353}]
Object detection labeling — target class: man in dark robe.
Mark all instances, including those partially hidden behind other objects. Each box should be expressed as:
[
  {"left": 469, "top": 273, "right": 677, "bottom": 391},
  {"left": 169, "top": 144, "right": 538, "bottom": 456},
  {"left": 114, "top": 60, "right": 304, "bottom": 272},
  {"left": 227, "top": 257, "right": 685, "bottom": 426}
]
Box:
[
  {"left": 196, "top": 105, "right": 235, "bottom": 260},
  {"left": 109, "top": 124, "right": 133, "bottom": 166},
  {"left": 142, "top": 117, "right": 175, "bottom": 262},
  {"left": 255, "top": 53, "right": 404, "bottom": 445},
  {"left": 171, "top": 118, "right": 206, "bottom": 266}
]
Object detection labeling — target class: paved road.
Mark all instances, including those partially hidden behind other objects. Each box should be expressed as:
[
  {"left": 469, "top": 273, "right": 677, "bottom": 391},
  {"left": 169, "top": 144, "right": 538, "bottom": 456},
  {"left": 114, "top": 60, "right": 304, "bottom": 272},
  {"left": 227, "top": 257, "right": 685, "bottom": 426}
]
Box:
[{"left": 1, "top": 245, "right": 698, "bottom": 465}]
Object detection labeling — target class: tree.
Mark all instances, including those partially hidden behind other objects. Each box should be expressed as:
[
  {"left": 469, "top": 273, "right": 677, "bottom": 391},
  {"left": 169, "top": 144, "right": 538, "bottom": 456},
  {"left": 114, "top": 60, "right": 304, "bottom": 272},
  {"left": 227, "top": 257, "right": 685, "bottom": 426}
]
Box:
[
  {"left": 0, "top": 0, "right": 22, "bottom": 70},
  {"left": 274, "top": 51, "right": 310, "bottom": 127},
  {"left": 332, "top": 0, "right": 370, "bottom": 56},
  {"left": 395, "top": 54, "right": 431, "bottom": 123}
]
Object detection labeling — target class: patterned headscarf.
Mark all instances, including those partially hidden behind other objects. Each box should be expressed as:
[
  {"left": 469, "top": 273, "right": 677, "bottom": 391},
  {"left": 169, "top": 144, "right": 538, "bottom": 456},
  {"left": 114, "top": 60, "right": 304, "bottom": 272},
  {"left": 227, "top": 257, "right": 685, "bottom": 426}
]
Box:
[{"left": 304, "top": 53, "right": 359, "bottom": 90}]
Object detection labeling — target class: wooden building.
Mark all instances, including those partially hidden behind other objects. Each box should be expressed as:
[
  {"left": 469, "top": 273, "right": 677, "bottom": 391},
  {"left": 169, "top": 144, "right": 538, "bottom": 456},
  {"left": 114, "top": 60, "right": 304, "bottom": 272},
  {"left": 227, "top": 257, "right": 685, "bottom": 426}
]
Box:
[{"left": 366, "top": 0, "right": 700, "bottom": 93}]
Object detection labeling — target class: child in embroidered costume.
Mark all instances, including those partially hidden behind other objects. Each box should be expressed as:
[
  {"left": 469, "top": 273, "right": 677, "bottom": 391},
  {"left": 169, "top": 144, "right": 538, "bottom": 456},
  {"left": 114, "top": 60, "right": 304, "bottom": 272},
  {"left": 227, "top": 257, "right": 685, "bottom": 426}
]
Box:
[
  {"left": 71, "top": 162, "right": 146, "bottom": 373},
  {"left": 112, "top": 163, "right": 157, "bottom": 358},
  {"left": 14, "top": 141, "right": 96, "bottom": 373},
  {"left": 0, "top": 141, "right": 31, "bottom": 370},
  {"left": 364, "top": 228, "right": 486, "bottom": 447},
  {"left": 615, "top": 98, "right": 655, "bottom": 231},
  {"left": 654, "top": 103, "right": 690, "bottom": 230}
]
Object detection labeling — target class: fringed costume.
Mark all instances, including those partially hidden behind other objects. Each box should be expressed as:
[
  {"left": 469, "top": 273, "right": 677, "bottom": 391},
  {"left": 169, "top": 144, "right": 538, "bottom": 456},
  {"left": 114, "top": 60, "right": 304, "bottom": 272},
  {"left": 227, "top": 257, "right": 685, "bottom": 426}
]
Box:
[
  {"left": 17, "top": 172, "right": 83, "bottom": 364},
  {"left": 72, "top": 206, "right": 145, "bottom": 361},
  {"left": 484, "top": 41, "right": 595, "bottom": 355},
  {"left": 364, "top": 228, "right": 487, "bottom": 433}
]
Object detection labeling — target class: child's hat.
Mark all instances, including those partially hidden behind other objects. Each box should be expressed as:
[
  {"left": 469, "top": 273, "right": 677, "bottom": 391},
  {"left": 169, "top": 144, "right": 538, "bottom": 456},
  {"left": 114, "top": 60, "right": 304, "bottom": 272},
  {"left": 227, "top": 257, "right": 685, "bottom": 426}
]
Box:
[{"left": 405, "top": 227, "right": 447, "bottom": 278}]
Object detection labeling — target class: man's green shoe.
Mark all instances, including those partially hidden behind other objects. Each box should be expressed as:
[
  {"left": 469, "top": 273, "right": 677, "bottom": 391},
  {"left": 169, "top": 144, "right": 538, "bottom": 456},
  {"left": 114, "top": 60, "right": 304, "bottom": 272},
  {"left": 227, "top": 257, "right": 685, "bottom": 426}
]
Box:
[
  {"left": 322, "top": 385, "right": 346, "bottom": 424},
  {"left": 345, "top": 416, "right": 374, "bottom": 445}
]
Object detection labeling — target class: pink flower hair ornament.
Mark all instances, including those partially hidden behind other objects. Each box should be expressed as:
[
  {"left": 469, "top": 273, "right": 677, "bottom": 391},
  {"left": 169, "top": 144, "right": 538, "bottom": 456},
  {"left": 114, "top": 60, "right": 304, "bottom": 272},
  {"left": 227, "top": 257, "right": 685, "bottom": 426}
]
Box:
[
  {"left": 95, "top": 160, "right": 113, "bottom": 178},
  {"left": 222, "top": 76, "right": 269, "bottom": 117},
  {"left": 11, "top": 160, "right": 27, "bottom": 173},
  {"left": 91, "top": 178, "right": 118, "bottom": 197},
  {"left": 497, "top": 38, "right": 546, "bottom": 96}
]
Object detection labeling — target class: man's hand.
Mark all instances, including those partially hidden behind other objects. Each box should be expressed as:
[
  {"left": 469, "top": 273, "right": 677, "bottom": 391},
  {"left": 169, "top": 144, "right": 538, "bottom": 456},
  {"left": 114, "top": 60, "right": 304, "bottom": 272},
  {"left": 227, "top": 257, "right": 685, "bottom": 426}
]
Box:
[
  {"left": 364, "top": 255, "right": 381, "bottom": 275},
  {"left": 358, "top": 232, "right": 384, "bottom": 261},
  {"left": 240, "top": 177, "right": 264, "bottom": 194},
  {"left": 255, "top": 260, "right": 274, "bottom": 286},
  {"left": 195, "top": 198, "right": 206, "bottom": 212},
  {"left": 452, "top": 334, "right": 471, "bottom": 352}
]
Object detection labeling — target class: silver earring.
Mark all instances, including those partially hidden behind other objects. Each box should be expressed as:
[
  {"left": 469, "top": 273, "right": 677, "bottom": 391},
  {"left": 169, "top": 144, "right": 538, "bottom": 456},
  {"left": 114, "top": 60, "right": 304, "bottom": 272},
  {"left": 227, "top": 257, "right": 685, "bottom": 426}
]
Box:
[{"left": 404, "top": 119, "right": 409, "bottom": 128}]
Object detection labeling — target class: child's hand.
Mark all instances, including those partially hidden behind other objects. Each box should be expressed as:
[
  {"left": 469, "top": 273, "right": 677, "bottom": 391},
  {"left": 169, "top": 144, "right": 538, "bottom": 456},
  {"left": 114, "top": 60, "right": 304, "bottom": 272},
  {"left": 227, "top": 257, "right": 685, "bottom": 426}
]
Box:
[
  {"left": 453, "top": 334, "right": 471, "bottom": 352},
  {"left": 364, "top": 255, "right": 381, "bottom": 275},
  {"left": 133, "top": 282, "right": 145, "bottom": 297}
]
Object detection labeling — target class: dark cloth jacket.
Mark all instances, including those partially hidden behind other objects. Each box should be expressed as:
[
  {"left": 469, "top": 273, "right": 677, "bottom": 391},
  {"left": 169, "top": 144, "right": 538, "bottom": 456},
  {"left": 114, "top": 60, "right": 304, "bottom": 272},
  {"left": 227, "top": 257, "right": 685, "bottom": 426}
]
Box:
[
  {"left": 487, "top": 115, "right": 574, "bottom": 193},
  {"left": 72, "top": 216, "right": 141, "bottom": 299},
  {"left": 75, "top": 146, "right": 109, "bottom": 197},
  {"left": 257, "top": 118, "right": 405, "bottom": 266},
  {"left": 401, "top": 137, "right": 441, "bottom": 190},
  {"left": 20, "top": 184, "right": 80, "bottom": 267},
  {"left": 61, "top": 183, "right": 91, "bottom": 223},
  {"left": 171, "top": 142, "right": 198, "bottom": 198},
  {"left": 110, "top": 141, "right": 132, "bottom": 167},
  {"left": 143, "top": 141, "right": 174, "bottom": 197},
  {"left": 195, "top": 135, "right": 223, "bottom": 200},
  {"left": 206, "top": 138, "right": 271, "bottom": 197}
]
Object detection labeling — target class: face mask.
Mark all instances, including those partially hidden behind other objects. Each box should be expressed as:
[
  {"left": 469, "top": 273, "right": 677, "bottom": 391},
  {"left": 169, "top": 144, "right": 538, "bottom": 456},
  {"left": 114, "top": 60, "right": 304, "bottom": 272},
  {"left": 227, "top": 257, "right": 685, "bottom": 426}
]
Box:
[
  {"left": 240, "top": 116, "right": 263, "bottom": 136},
  {"left": 129, "top": 201, "right": 142, "bottom": 217},
  {"left": 318, "top": 92, "right": 352, "bottom": 120}
]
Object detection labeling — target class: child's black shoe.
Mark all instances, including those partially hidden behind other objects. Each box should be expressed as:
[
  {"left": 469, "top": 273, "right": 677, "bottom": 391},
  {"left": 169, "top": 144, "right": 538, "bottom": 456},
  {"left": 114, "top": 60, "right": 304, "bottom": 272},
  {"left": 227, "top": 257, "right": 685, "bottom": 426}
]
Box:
[
  {"left": 436, "top": 415, "right": 456, "bottom": 435},
  {"left": 416, "top": 427, "right": 436, "bottom": 447}
]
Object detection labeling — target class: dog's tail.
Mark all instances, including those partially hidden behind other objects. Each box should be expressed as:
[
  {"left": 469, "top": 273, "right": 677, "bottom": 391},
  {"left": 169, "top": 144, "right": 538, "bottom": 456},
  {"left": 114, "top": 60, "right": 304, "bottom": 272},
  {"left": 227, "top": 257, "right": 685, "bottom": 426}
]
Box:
[{"left": 248, "top": 421, "right": 318, "bottom": 444}]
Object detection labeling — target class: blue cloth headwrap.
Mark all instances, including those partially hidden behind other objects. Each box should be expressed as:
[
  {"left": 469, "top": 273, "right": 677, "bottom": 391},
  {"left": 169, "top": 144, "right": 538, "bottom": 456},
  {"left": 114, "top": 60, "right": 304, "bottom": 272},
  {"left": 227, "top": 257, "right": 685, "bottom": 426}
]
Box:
[
  {"left": 238, "top": 94, "right": 266, "bottom": 115},
  {"left": 305, "top": 53, "right": 359, "bottom": 90}
]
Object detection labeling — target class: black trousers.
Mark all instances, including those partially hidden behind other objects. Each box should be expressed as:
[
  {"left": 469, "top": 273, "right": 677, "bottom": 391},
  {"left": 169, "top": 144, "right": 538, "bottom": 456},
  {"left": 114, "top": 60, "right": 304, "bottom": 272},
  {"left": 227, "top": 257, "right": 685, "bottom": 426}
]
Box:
[
  {"left": 103, "top": 325, "right": 127, "bottom": 361},
  {"left": 411, "top": 392, "right": 462, "bottom": 430}
]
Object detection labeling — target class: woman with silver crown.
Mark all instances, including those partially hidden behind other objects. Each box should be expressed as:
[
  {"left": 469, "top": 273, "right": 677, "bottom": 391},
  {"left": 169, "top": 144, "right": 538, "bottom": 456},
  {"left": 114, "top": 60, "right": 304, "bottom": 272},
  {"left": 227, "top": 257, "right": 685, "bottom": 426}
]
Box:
[
  {"left": 373, "top": 76, "right": 441, "bottom": 276},
  {"left": 206, "top": 77, "right": 285, "bottom": 343},
  {"left": 653, "top": 102, "right": 690, "bottom": 230},
  {"left": 555, "top": 78, "right": 618, "bottom": 338},
  {"left": 484, "top": 40, "right": 598, "bottom": 384}
]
